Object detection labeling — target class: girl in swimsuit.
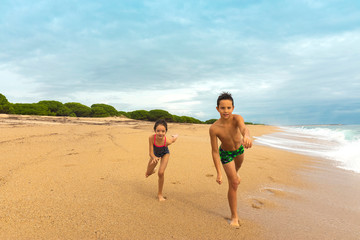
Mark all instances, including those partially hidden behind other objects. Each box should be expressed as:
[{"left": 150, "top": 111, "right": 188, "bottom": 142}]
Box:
[{"left": 145, "top": 119, "right": 178, "bottom": 201}]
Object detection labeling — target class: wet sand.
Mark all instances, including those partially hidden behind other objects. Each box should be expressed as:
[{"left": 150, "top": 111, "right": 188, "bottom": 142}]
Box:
[{"left": 0, "top": 114, "right": 359, "bottom": 239}]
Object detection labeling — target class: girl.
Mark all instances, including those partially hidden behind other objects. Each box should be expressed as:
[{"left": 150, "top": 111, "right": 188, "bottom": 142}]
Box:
[{"left": 145, "top": 119, "right": 178, "bottom": 201}]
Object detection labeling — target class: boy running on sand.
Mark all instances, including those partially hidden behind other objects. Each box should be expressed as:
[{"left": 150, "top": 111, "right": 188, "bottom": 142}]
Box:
[
  {"left": 209, "top": 92, "right": 253, "bottom": 227},
  {"left": 145, "top": 119, "right": 178, "bottom": 201}
]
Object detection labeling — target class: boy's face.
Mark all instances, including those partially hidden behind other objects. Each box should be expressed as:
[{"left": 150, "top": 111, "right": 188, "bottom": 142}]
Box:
[{"left": 216, "top": 99, "right": 234, "bottom": 119}]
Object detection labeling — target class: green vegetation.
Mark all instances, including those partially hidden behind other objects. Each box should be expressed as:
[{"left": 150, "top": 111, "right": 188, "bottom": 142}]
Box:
[
  {"left": 38, "top": 100, "right": 72, "bottom": 116},
  {"left": 0, "top": 93, "right": 258, "bottom": 124},
  {"left": 0, "top": 93, "right": 14, "bottom": 114},
  {"left": 64, "top": 102, "right": 92, "bottom": 117},
  {"left": 91, "top": 104, "right": 118, "bottom": 117},
  {"left": 13, "top": 103, "right": 50, "bottom": 116},
  {"left": 148, "top": 109, "right": 173, "bottom": 121},
  {"left": 205, "top": 119, "right": 217, "bottom": 124},
  {"left": 127, "top": 110, "right": 149, "bottom": 120}
]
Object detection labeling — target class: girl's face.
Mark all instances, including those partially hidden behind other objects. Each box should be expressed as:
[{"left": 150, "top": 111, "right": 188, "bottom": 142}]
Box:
[{"left": 155, "top": 124, "right": 167, "bottom": 138}]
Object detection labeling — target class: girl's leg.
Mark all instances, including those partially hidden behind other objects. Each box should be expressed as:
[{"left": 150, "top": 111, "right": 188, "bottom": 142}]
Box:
[
  {"left": 223, "top": 160, "right": 240, "bottom": 227},
  {"left": 145, "top": 158, "right": 157, "bottom": 177},
  {"left": 157, "top": 154, "right": 169, "bottom": 201}
]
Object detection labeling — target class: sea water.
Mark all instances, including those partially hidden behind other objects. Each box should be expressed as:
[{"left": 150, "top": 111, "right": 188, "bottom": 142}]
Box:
[{"left": 254, "top": 125, "right": 360, "bottom": 174}]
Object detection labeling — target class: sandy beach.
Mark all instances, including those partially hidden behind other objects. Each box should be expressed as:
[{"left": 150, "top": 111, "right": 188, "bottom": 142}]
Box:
[{"left": 1, "top": 114, "right": 359, "bottom": 240}]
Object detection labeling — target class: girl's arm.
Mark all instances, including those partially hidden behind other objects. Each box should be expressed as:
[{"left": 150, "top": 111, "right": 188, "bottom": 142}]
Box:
[
  {"left": 149, "top": 135, "right": 157, "bottom": 159},
  {"left": 166, "top": 134, "right": 178, "bottom": 146},
  {"left": 149, "top": 135, "right": 161, "bottom": 163}
]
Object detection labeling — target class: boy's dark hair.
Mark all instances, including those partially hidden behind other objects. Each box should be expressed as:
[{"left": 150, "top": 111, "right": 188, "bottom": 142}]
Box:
[
  {"left": 217, "top": 92, "right": 234, "bottom": 107},
  {"left": 154, "top": 119, "right": 168, "bottom": 131}
]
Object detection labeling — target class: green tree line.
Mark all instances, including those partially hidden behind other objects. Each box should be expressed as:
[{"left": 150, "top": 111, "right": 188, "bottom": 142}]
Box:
[{"left": 0, "top": 93, "right": 223, "bottom": 124}]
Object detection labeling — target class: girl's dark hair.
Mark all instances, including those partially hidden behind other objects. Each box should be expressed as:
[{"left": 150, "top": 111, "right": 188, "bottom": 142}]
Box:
[
  {"left": 217, "top": 92, "right": 234, "bottom": 107},
  {"left": 153, "top": 119, "right": 168, "bottom": 131}
]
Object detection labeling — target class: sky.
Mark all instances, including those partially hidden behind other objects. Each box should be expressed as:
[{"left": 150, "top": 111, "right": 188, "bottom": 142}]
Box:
[{"left": 1, "top": 0, "right": 360, "bottom": 125}]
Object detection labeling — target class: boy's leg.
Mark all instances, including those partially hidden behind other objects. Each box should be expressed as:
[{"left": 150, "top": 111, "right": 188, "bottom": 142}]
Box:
[
  {"left": 234, "top": 153, "right": 244, "bottom": 172},
  {"left": 157, "top": 154, "right": 169, "bottom": 201},
  {"left": 223, "top": 161, "right": 240, "bottom": 227},
  {"left": 234, "top": 153, "right": 244, "bottom": 183}
]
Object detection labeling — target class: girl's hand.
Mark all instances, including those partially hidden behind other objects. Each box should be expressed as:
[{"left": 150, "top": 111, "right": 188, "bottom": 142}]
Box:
[
  {"left": 151, "top": 157, "right": 160, "bottom": 164},
  {"left": 167, "top": 134, "right": 178, "bottom": 145},
  {"left": 172, "top": 134, "right": 178, "bottom": 141}
]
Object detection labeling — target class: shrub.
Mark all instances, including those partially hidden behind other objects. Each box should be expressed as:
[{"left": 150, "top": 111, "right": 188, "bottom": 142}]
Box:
[
  {"left": 38, "top": 100, "right": 62, "bottom": 112},
  {"left": 173, "top": 115, "right": 202, "bottom": 124},
  {"left": 172, "top": 115, "right": 183, "bottom": 123},
  {"left": 148, "top": 109, "right": 174, "bottom": 122},
  {"left": 91, "top": 106, "right": 111, "bottom": 117},
  {"left": 56, "top": 105, "right": 73, "bottom": 116},
  {"left": 0, "top": 93, "right": 14, "bottom": 114},
  {"left": 38, "top": 100, "right": 68, "bottom": 116},
  {"left": 64, "top": 102, "right": 92, "bottom": 117},
  {"left": 205, "top": 119, "right": 217, "bottom": 124},
  {"left": 0, "top": 93, "right": 10, "bottom": 105},
  {"left": 12, "top": 103, "right": 50, "bottom": 116},
  {"left": 180, "top": 116, "right": 202, "bottom": 124},
  {"left": 91, "top": 104, "right": 118, "bottom": 116},
  {"left": 0, "top": 104, "right": 14, "bottom": 114},
  {"left": 118, "top": 111, "right": 130, "bottom": 118},
  {"left": 128, "top": 110, "right": 149, "bottom": 120},
  {"left": 0, "top": 93, "right": 211, "bottom": 124}
]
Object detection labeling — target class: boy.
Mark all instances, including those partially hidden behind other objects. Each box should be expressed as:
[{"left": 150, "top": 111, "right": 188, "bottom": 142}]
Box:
[{"left": 209, "top": 92, "right": 253, "bottom": 227}]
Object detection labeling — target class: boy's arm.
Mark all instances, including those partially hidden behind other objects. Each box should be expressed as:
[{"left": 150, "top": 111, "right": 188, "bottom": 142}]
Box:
[
  {"left": 236, "top": 115, "right": 252, "bottom": 149},
  {"left": 209, "top": 126, "right": 222, "bottom": 185}
]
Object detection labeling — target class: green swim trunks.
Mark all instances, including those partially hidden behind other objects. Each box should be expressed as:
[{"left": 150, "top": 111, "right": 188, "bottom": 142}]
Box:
[{"left": 219, "top": 145, "right": 244, "bottom": 164}]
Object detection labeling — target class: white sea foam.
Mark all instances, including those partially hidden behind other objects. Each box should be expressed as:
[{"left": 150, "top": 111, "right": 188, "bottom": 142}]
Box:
[{"left": 255, "top": 125, "right": 360, "bottom": 174}]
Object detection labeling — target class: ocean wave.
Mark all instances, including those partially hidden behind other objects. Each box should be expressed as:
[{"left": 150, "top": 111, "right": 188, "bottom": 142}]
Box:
[{"left": 254, "top": 125, "right": 360, "bottom": 174}]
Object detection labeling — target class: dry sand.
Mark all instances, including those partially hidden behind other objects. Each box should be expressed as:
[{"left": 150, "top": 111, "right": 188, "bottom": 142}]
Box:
[{"left": 1, "top": 114, "right": 359, "bottom": 239}]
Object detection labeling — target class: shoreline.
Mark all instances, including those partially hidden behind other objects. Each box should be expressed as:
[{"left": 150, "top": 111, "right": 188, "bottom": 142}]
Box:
[
  {"left": 243, "top": 152, "right": 360, "bottom": 239},
  {"left": 251, "top": 126, "right": 360, "bottom": 239},
  {"left": 1, "top": 114, "right": 359, "bottom": 239}
]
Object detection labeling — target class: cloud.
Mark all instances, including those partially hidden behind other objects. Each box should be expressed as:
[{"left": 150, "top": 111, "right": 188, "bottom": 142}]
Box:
[
  {"left": 0, "top": 64, "right": 43, "bottom": 102},
  {"left": 1, "top": 0, "right": 360, "bottom": 124}
]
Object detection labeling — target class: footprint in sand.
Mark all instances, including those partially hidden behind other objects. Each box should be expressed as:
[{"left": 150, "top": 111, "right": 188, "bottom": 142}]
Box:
[
  {"left": 171, "top": 181, "right": 181, "bottom": 185},
  {"left": 250, "top": 197, "right": 277, "bottom": 209},
  {"left": 66, "top": 149, "right": 79, "bottom": 156},
  {"left": 251, "top": 199, "right": 265, "bottom": 209},
  {"left": 261, "top": 187, "right": 285, "bottom": 197},
  {"left": 268, "top": 176, "right": 276, "bottom": 182},
  {"left": 0, "top": 177, "right": 6, "bottom": 186},
  {"left": 67, "top": 152, "right": 79, "bottom": 156},
  {"left": 205, "top": 174, "right": 214, "bottom": 177}
]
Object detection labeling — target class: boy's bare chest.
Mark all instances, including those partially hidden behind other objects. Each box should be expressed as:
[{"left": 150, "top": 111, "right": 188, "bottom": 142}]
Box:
[{"left": 216, "top": 125, "right": 241, "bottom": 141}]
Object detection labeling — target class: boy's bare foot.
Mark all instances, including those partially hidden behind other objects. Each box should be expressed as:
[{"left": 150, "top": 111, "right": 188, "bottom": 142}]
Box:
[
  {"left": 158, "top": 195, "right": 167, "bottom": 201},
  {"left": 230, "top": 218, "right": 240, "bottom": 228},
  {"left": 145, "top": 168, "right": 156, "bottom": 178}
]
